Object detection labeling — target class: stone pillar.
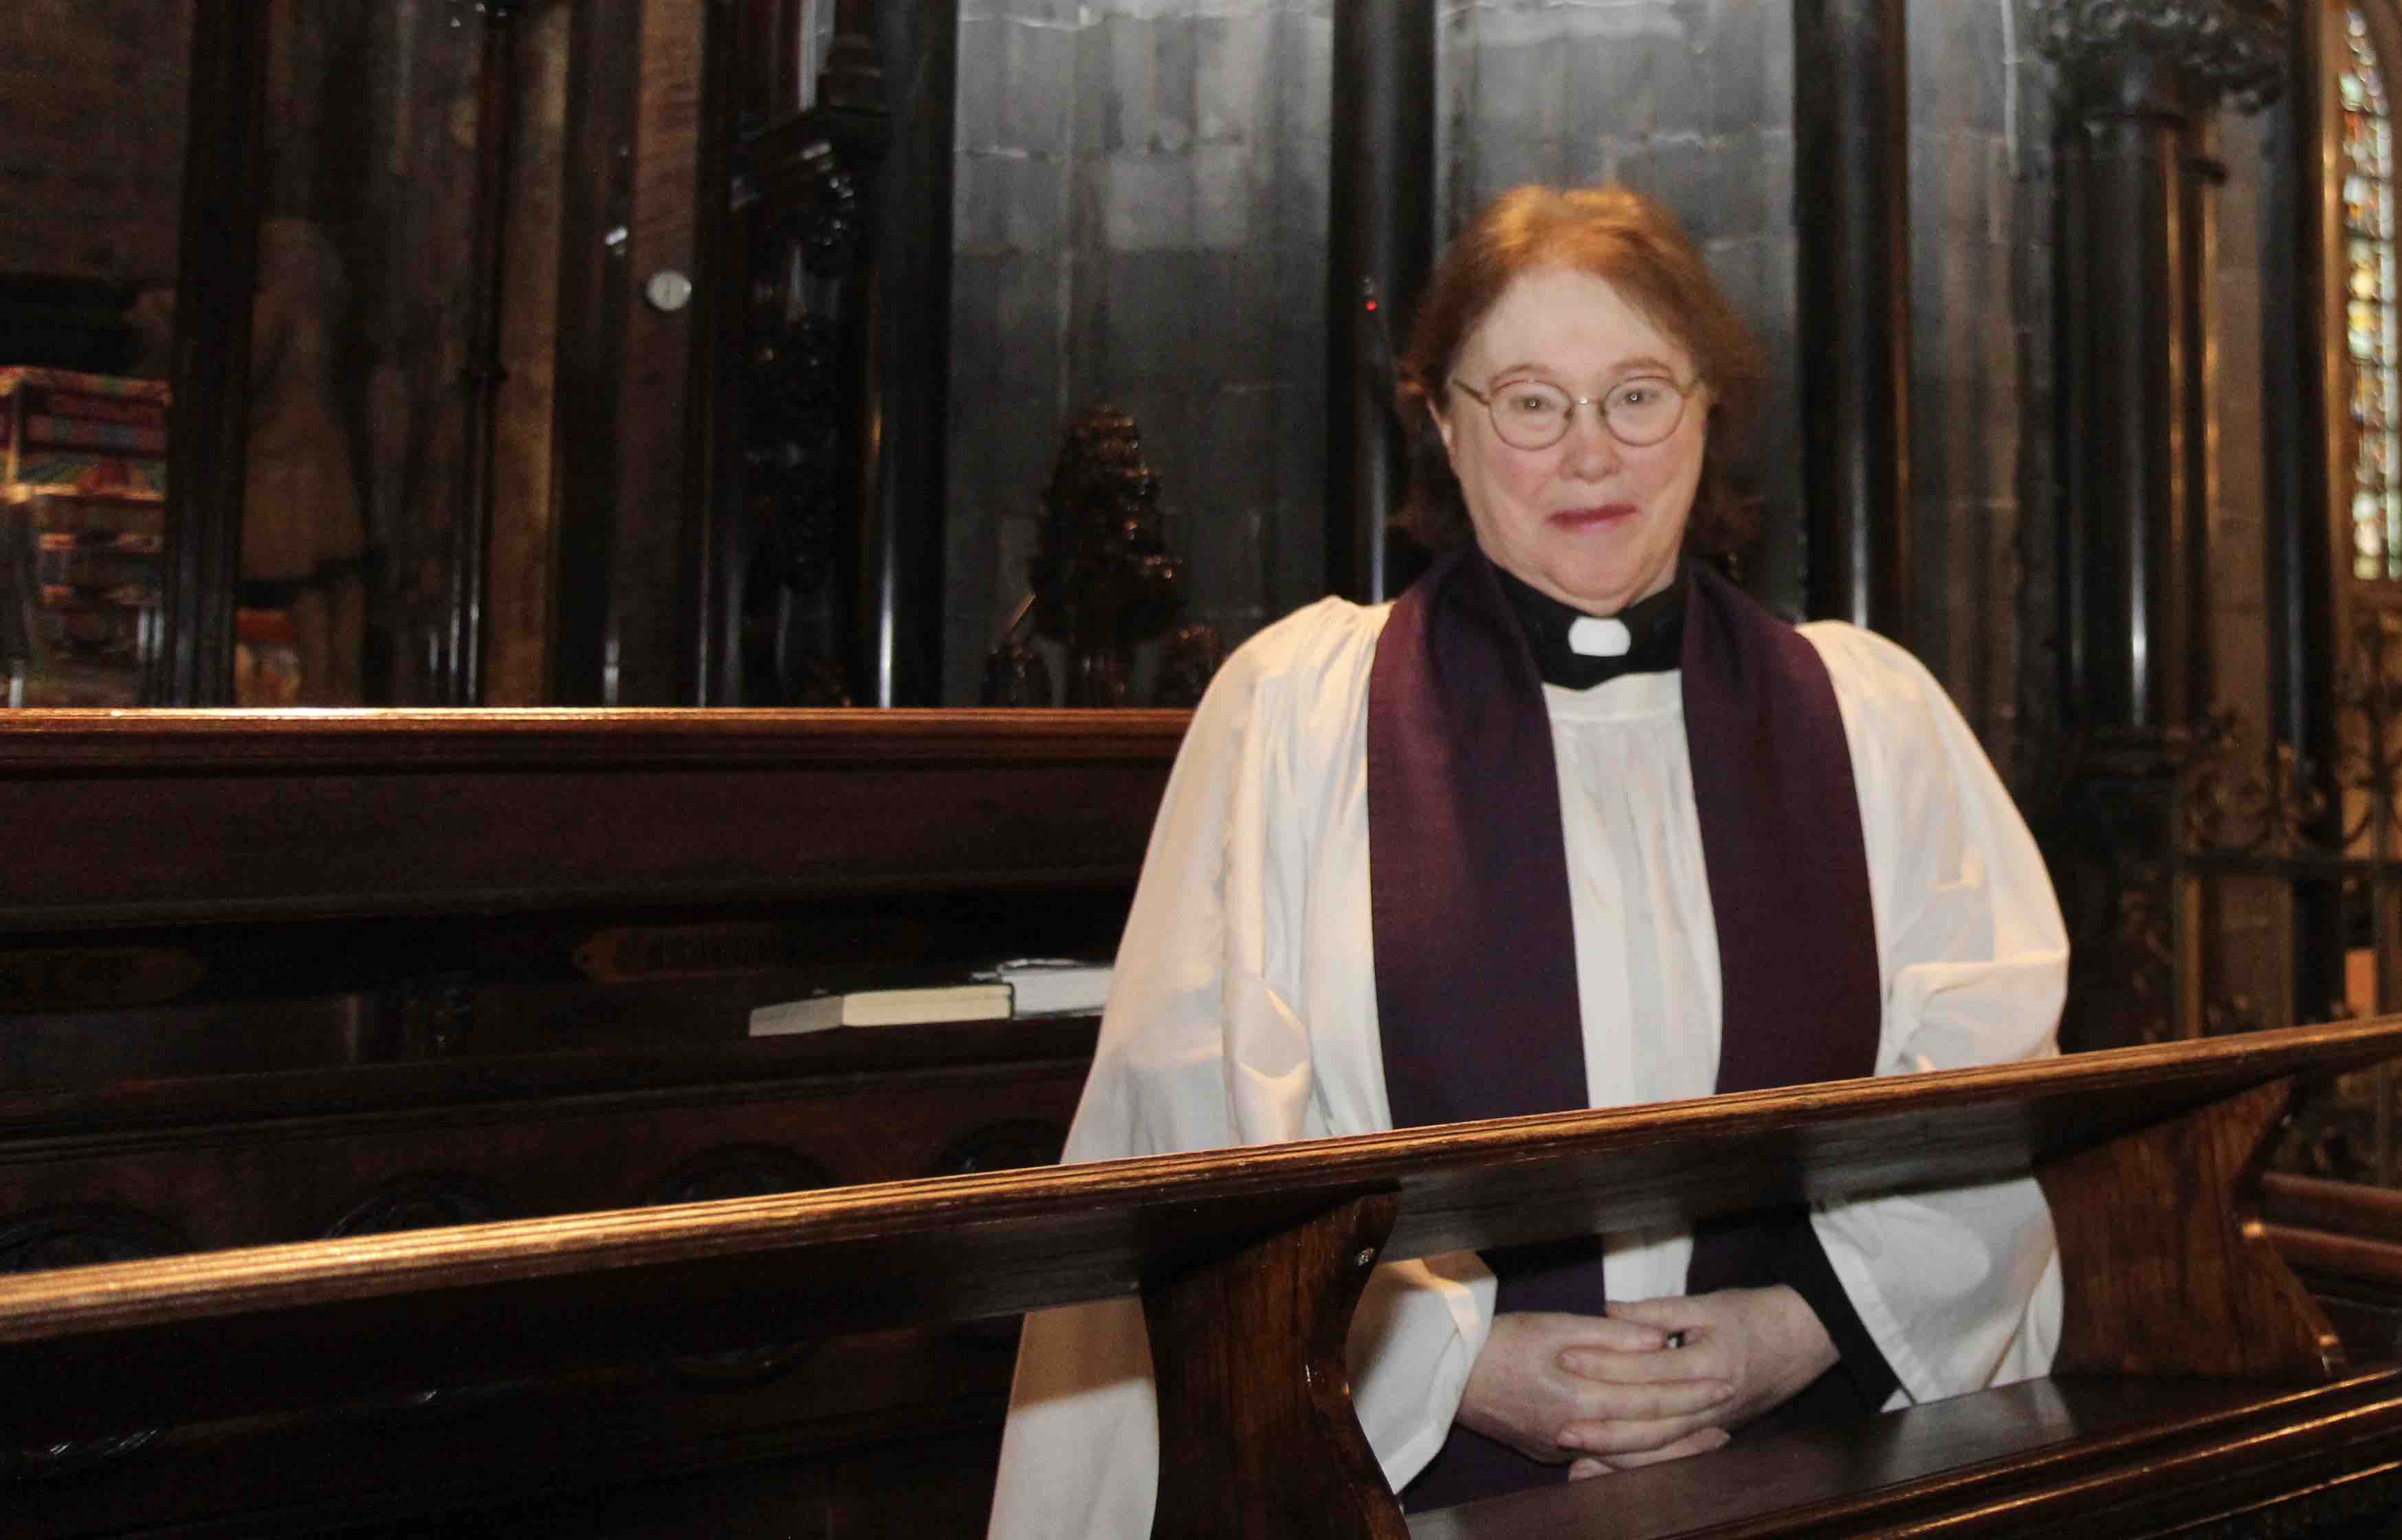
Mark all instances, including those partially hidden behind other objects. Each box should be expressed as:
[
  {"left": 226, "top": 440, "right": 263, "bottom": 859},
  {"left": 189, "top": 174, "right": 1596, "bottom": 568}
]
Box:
[{"left": 2032, "top": 0, "right": 2284, "bottom": 1050}]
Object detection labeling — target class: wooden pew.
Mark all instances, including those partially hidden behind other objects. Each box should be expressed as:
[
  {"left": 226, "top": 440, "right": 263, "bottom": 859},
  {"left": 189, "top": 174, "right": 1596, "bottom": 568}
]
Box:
[
  {"left": 0, "top": 708, "right": 1180, "bottom": 1534},
  {"left": 5, "top": 1018, "right": 2398, "bottom": 1537}
]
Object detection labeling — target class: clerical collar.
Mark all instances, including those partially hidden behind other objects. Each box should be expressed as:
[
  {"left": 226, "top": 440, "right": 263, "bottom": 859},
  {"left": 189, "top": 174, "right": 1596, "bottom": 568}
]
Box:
[{"left": 1492, "top": 564, "right": 1686, "bottom": 690}]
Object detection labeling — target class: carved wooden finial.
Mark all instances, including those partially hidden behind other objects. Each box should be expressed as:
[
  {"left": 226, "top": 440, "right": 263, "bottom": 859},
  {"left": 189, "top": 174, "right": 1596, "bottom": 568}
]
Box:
[{"left": 1028, "top": 407, "right": 1188, "bottom": 707}]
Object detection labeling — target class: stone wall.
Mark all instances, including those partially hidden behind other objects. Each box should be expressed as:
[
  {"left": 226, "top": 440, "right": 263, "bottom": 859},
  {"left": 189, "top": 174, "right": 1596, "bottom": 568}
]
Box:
[
  {"left": 3, "top": 0, "right": 2287, "bottom": 767},
  {"left": 1906, "top": 0, "right": 2056, "bottom": 784},
  {"left": 942, "top": 0, "right": 2073, "bottom": 774},
  {"left": 1440, "top": 0, "right": 1804, "bottom": 615},
  {"left": 947, "top": 0, "right": 1334, "bottom": 704}
]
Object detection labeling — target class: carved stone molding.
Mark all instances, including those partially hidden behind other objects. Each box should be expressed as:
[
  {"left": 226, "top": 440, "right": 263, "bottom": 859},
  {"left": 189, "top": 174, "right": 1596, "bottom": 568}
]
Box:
[{"left": 2030, "top": 0, "right": 2289, "bottom": 114}]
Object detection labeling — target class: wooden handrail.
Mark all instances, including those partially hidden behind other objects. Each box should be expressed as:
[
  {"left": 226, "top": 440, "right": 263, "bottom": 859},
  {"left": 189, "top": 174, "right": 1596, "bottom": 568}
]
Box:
[
  {"left": 0, "top": 707, "right": 1193, "bottom": 773},
  {"left": 2263, "top": 1171, "right": 2402, "bottom": 1244}
]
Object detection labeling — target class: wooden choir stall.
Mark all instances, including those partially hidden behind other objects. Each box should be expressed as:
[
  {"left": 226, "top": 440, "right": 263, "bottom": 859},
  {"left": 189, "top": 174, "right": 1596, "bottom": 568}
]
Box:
[
  {"left": 4, "top": 713, "right": 2402, "bottom": 1537},
  {"left": 0, "top": 710, "right": 1180, "bottom": 1533},
  {"left": 12, "top": 0, "right": 2401, "bottom": 1532}
]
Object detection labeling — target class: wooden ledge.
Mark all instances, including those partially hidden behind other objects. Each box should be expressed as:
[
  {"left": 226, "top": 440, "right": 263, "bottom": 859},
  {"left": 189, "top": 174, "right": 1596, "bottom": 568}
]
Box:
[
  {"left": 0, "top": 707, "right": 1193, "bottom": 774},
  {"left": 1411, "top": 1371, "right": 2402, "bottom": 1539}
]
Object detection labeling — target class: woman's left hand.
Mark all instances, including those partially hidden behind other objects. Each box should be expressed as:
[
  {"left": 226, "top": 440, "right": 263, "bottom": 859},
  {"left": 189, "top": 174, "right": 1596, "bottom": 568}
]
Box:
[{"left": 1554, "top": 1286, "right": 1838, "bottom": 1478}]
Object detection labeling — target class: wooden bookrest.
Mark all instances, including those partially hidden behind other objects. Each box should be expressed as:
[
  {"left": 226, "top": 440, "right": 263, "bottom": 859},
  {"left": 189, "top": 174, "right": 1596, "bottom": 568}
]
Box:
[{"left": 1, "top": 1020, "right": 2396, "bottom": 1537}]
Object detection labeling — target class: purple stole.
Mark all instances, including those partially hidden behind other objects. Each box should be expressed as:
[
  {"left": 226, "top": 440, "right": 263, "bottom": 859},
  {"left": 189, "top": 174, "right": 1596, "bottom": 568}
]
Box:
[{"left": 1366, "top": 544, "right": 1880, "bottom": 1509}]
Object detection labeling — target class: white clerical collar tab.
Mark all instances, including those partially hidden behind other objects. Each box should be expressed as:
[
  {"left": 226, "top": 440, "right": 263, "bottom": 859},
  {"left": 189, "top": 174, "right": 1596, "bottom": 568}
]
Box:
[{"left": 1566, "top": 615, "right": 1631, "bottom": 658}]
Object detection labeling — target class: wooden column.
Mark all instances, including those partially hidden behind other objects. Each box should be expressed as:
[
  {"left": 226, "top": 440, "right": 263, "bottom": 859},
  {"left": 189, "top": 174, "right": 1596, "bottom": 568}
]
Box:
[
  {"left": 1794, "top": 0, "right": 1911, "bottom": 635},
  {"left": 2034, "top": 0, "right": 2286, "bottom": 1050},
  {"left": 2055, "top": 67, "right": 2203, "bottom": 732},
  {"left": 1325, "top": 0, "right": 1436, "bottom": 605},
  {"left": 549, "top": 0, "right": 643, "bottom": 704},
  {"left": 857, "top": 0, "right": 954, "bottom": 706},
  {"left": 2262, "top": 0, "right": 2346, "bottom": 1023},
  {"left": 159, "top": 0, "right": 274, "bottom": 705},
  {"left": 450, "top": 1, "right": 527, "bottom": 706}
]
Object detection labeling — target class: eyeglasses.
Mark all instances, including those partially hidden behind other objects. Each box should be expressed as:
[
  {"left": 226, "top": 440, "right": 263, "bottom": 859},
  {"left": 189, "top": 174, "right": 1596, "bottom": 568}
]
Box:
[{"left": 1451, "top": 374, "right": 1702, "bottom": 452}]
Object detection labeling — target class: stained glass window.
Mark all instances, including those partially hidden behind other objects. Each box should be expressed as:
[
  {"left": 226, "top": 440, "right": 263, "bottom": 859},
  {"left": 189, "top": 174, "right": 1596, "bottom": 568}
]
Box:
[{"left": 2345, "top": 8, "right": 2401, "bottom": 579}]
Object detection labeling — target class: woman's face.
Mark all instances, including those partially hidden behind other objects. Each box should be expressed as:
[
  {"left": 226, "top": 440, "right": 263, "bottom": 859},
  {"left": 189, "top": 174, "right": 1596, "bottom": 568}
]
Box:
[{"left": 1433, "top": 265, "right": 1709, "bottom": 613}]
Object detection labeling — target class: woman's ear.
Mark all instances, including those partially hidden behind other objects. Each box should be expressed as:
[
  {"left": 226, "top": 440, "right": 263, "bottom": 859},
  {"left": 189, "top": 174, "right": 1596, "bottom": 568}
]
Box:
[{"left": 1430, "top": 399, "right": 1457, "bottom": 461}]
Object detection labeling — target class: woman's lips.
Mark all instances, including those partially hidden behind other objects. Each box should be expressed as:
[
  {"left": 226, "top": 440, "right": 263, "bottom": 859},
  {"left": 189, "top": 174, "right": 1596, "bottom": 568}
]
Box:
[{"left": 1547, "top": 503, "right": 1638, "bottom": 529}]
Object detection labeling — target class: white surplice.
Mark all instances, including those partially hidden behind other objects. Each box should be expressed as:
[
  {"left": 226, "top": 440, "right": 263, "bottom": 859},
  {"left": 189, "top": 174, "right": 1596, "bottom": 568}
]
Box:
[{"left": 987, "top": 597, "right": 2067, "bottom": 1540}]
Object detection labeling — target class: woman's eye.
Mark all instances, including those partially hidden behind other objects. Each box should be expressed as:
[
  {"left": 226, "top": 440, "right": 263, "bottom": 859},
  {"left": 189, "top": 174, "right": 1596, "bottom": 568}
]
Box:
[{"left": 1507, "top": 393, "right": 1560, "bottom": 415}]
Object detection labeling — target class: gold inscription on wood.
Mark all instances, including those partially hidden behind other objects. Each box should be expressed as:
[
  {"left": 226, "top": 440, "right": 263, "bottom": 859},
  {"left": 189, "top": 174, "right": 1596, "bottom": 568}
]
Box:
[
  {"left": 573, "top": 918, "right": 932, "bottom": 983},
  {"left": 0, "top": 947, "right": 208, "bottom": 1010},
  {"left": 574, "top": 923, "right": 789, "bottom": 982}
]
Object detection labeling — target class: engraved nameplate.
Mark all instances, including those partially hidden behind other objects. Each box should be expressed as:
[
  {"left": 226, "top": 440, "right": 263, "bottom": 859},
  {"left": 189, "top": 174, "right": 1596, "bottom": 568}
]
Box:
[{"left": 0, "top": 947, "right": 207, "bottom": 1010}]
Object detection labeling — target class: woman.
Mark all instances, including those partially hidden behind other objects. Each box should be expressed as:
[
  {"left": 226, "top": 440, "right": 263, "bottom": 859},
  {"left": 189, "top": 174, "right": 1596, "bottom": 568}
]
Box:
[{"left": 987, "top": 185, "right": 2065, "bottom": 1536}]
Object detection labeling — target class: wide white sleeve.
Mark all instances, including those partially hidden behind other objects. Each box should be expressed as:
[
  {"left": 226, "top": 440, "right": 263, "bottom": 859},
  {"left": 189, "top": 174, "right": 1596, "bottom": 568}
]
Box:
[
  {"left": 1802, "top": 625, "right": 2068, "bottom": 1405},
  {"left": 988, "top": 605, "right": 1483, "bottom": 1537}
]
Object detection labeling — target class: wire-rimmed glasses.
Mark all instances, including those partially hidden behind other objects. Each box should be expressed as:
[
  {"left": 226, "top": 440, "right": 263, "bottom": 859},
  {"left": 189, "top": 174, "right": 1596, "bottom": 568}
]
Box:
[{"left": 1451, "top": 374, "right": 1702, "bottom": 451}]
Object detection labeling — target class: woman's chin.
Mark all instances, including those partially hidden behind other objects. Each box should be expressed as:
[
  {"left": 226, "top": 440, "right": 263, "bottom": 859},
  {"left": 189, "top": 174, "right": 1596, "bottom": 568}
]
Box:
[{"left": 1542, "top": 561, "right": 1667, "bottom": 616}]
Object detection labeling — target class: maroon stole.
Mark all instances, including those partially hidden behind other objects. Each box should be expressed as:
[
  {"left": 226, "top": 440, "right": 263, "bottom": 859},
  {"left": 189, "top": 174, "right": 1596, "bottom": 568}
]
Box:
[{"left": 1366, "top": 544, "right": 1881, "bottom": 1509}]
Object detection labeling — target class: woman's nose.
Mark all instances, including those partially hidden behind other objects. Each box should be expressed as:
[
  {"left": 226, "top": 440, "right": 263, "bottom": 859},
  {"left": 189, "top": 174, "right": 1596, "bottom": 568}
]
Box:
[{"left": 1559, "top": 402, "right": 1620, "bottom": 478}]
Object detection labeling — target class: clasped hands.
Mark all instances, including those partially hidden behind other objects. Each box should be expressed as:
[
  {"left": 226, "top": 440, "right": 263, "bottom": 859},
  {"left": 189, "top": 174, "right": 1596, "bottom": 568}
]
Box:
[{"left": 1455, "top": 1286, "right": 1838, "bottom": 1480}]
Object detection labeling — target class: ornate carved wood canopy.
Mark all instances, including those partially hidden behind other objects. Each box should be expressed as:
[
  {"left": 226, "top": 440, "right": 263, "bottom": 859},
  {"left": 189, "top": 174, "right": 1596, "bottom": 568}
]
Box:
[{"left": 2031, "top": 0, "right": 2290, "bottom": 113}]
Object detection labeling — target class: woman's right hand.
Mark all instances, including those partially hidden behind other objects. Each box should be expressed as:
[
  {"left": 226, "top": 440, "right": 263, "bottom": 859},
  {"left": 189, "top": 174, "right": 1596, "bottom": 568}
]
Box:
[{"left": 1456, "top": 1310, "right": 1735, "bottom": 1471}]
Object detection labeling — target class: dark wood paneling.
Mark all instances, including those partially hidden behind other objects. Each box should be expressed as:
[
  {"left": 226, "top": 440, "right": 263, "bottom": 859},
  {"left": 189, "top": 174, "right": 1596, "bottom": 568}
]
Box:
[
  {"left": 448, "top": 2, "right": 529, "bottom": 705},
  {"left": 609, "top": 0, "right": 712, "bottom": 707},
  {"left": 550, "top": 0, "right": 645, "bottom": 703},
  {"left": 4, "top": 1019, "right": 2392, "bottom": 1444},
  {"left": 2048, "top": 1077, "right": 2338, "bottom": 1380},
  {"left": 858, "top": 0, "right": 955, "bottom": 707},
  {"left": 5, "top": 1342, "right": 1011, "bottom": 1540},
  {"left": 1411, "top": 1372, "right": 2402, "bottom": 1539},
  {"left": 677, "top": 0, "right": 742, "bottom": 704},
  {"left": 0, "top": 710, "right": 1185, "bottom": 928},
  {"left": 0, "top": 1050, "right": 1089, "bottom": 1253},
  {"left": 1149, "top": 1192, "right": 1409, "bottom": 1540},
  {"left": 487, "top": 7, "right": 574, "bottom": 707},
  {"left": 1325, "top": 0, "right": 1435, "bottom": 606},
  {"left": 0, "top": 707, "right": 1163, "bottom": 1535},
  {"left": 2265, "top": 0, "right": 2347, "bottom": 1021},
  {"left": 160, "top": 0, "right": 273, "bottom": 705},
  {"left": 1794, "top": 0, "right": 1911, "bottom": 635}
]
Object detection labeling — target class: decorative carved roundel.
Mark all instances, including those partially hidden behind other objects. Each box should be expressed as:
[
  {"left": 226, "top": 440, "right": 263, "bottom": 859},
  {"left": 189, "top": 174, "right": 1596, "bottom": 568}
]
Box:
[
  {"left": 322, "top": 1174, "right": 506, "bottom": 1238},
  {"left": 651, "top": 1144, "right": 837, "bottom": 1387},
  {"left": 320, "top": 1176, "right": 509, "bottom": 1410},
  {"left": 0, "top": 1205, "right": 181, "bottom": 1481},
  {"left": 934, "top": 1121, "right": 1068, "bottom": 1180},
  {"left": 650, "top": 1143, "right": 835, "bottom": 1207}
]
